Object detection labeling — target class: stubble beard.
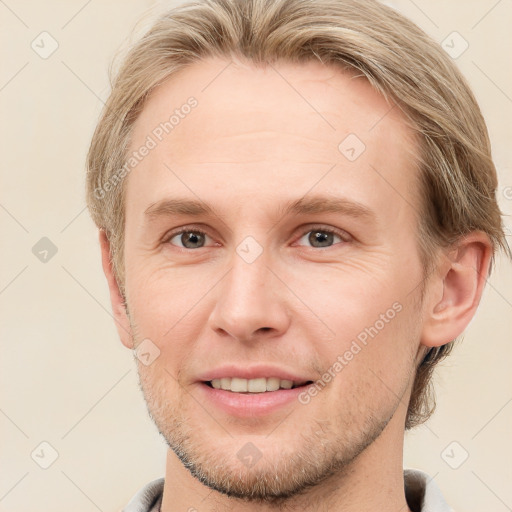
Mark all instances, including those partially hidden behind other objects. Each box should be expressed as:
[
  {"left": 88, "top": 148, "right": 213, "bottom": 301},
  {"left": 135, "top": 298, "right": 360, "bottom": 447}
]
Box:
[{"left": 136, "top": 362, "right": 397, "bottom": 506}]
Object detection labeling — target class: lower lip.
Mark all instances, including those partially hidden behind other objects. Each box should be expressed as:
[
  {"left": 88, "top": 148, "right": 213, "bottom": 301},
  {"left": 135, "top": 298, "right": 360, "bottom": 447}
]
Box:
[{"left": 197, "top": 382, "right": 310, "bottom": 417}]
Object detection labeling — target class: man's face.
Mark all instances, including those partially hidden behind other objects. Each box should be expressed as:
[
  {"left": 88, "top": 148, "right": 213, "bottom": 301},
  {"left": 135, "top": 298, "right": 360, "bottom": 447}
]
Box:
[{"left": 122, "top": 57, "right": 426, "bottom": 501}]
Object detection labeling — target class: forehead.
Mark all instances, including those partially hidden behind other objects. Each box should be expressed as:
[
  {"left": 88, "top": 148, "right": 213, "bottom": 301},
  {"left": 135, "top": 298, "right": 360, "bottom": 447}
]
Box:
[
  {"left": 133, "top": 56, "right": 416, "bottom": 153},
  {"left": 127, "top": 56, "right": 420, "bottom": 220}
]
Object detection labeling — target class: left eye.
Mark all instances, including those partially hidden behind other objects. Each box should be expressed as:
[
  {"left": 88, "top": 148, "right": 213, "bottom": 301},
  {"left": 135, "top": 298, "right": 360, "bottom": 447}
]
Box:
[
  {"left": 297, "top": 229, "right": 344, "bottom": 248},
  {"left": 168, "top": 230, "right": 210, "bottom": 249}
]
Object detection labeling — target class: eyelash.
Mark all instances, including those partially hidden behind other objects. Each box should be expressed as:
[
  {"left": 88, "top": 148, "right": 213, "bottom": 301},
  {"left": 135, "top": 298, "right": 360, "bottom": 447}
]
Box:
[{"left": 163, "top": 225, "right": 351, "bottom": 249}]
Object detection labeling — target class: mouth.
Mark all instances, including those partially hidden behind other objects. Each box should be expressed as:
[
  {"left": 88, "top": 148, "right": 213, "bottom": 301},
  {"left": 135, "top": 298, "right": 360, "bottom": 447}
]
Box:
[
  {"left": 198, "top": 372, "right": 316, "bottom": 417},
  {"left": 204, "top": 377, "right": 314, "bottom": 393}
]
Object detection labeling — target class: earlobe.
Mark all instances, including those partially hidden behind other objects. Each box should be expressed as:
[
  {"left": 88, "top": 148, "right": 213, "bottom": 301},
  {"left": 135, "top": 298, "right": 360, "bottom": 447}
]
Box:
[
  {"left": 421, "top": 232, "right": 492, "bottom": 349},
  {"left": 99, "top": 229, "right": 134, "bottom": 349}
]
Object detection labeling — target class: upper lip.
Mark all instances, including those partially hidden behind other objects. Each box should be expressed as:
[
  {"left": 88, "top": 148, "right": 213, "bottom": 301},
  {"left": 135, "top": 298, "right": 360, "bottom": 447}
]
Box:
[{"left": 197, "top": 364, "right": 314, "bottom": 384}]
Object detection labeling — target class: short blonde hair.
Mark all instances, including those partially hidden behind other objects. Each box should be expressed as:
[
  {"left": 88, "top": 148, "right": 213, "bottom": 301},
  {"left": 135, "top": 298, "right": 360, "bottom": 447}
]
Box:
[{"left": 86, "top": 0, "right": 510, "bottom": 429}]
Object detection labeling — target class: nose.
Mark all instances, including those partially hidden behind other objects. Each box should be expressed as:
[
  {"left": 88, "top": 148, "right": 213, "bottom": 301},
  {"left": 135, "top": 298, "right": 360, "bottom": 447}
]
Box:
[{"left": 207, "top": 248, "right": 291, "bottom": 343}]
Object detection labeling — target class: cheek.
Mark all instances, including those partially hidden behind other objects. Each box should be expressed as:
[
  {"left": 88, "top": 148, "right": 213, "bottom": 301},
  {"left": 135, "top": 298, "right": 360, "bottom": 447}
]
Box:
[
  {"left": 282, "top": 261, "right": 406, "bottom": 339},
  {"left": 126, "top": 261, "right": 213, "bottom": 331},
  {"left": 292, "top": 262, "right": 421, "bottom": 386},
  {"left": 125, "top": 264, "right": 227, "bottom": 386},
  {"left": 311, "top": 309, "right": 419, "bottom": 427}
]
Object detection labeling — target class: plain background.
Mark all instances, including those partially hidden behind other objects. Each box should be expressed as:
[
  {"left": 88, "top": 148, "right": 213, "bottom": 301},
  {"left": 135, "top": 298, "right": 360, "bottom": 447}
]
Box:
[{"left": 0, "top": 0, "right": 511, "bottom": 510}]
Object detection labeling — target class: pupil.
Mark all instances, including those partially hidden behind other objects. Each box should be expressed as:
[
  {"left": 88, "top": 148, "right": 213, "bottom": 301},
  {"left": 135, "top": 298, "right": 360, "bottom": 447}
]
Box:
[
  {"left": 183, "top": 232, "right": 204, "bottom": 248},
  {"left": 310, "top": 231, "right": 332, "bottom": 247}
]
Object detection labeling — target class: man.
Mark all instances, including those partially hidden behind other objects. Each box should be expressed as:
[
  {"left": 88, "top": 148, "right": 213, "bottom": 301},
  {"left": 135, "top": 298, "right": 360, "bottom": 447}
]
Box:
[{"left": 85, "top": 0, "right": 510, "bottom": 510}]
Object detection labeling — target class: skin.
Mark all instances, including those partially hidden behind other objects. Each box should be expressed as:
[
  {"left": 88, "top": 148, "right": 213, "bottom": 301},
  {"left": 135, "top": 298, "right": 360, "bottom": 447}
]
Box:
[{"left": 100, "top": 56, "right": 491, "bottom": 511}]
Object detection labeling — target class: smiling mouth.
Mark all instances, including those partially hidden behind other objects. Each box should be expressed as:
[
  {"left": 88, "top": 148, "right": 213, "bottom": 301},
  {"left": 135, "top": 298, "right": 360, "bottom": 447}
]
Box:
[{"left": 204, "top": 377, "right": 314, "bottom": 393}]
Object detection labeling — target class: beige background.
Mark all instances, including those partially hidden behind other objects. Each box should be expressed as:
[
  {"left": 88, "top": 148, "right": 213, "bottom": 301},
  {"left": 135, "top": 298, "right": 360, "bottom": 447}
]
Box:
[{"left": 1, "top": 0, "right": 511, "bottom": 510}]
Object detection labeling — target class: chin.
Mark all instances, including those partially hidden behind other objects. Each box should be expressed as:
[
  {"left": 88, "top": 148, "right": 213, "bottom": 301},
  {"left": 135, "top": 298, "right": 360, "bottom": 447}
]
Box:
[{"left": 152, "top": 405, "right": 388, "bottom": 504}]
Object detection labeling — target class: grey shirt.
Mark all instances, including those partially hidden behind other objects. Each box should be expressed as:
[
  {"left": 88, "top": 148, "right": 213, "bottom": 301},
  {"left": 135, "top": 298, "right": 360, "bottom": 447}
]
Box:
[{"left": 122, "top": 468, "right": 454, "bottom": 512}]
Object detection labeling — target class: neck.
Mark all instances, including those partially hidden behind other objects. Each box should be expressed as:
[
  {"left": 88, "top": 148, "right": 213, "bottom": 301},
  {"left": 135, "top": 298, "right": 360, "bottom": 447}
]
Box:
[{"left": 160, "top": 410, "right": 412, "bottom": 512}]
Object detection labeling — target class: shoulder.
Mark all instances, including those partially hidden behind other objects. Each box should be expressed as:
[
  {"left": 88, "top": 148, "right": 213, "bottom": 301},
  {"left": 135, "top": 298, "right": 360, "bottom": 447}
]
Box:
[
  {"left": 404, "top": 468, "right": 455, "bottom": 512},
  {"left": 121, "top": 477, "right": 165, "bottom": 512}
]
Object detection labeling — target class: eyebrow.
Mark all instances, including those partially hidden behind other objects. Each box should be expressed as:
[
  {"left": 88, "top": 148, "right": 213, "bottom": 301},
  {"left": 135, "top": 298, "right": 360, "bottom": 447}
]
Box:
[{"left": 144, "top": 195, "right": 376, "bottom": 222}]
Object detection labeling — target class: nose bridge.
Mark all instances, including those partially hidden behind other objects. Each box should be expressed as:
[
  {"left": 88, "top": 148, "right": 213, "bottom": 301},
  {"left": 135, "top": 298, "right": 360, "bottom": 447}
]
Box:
[
  {"left": 223, "top": 246, "right": 273, "bottom": 315},
  {"left": 231, "top": 247, "right": 268, "bottom": 300},
  {"left": 208, "top": 242, "right": 289, "bottom": 341}
]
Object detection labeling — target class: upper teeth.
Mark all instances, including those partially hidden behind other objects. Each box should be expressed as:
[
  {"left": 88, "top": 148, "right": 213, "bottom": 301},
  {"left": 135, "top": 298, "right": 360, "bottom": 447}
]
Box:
[{"left": 210, "top": 377, "right": 299, "bottom": 393}]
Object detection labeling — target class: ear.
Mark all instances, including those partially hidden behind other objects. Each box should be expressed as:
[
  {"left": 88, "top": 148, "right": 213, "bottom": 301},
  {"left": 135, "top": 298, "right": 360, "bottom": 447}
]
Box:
[
  {"left": 420, "top": 231, "right": 493, "bottom": 348},
  {"left": 99, "top": 229, "right": 134, "bottom": 349}
]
